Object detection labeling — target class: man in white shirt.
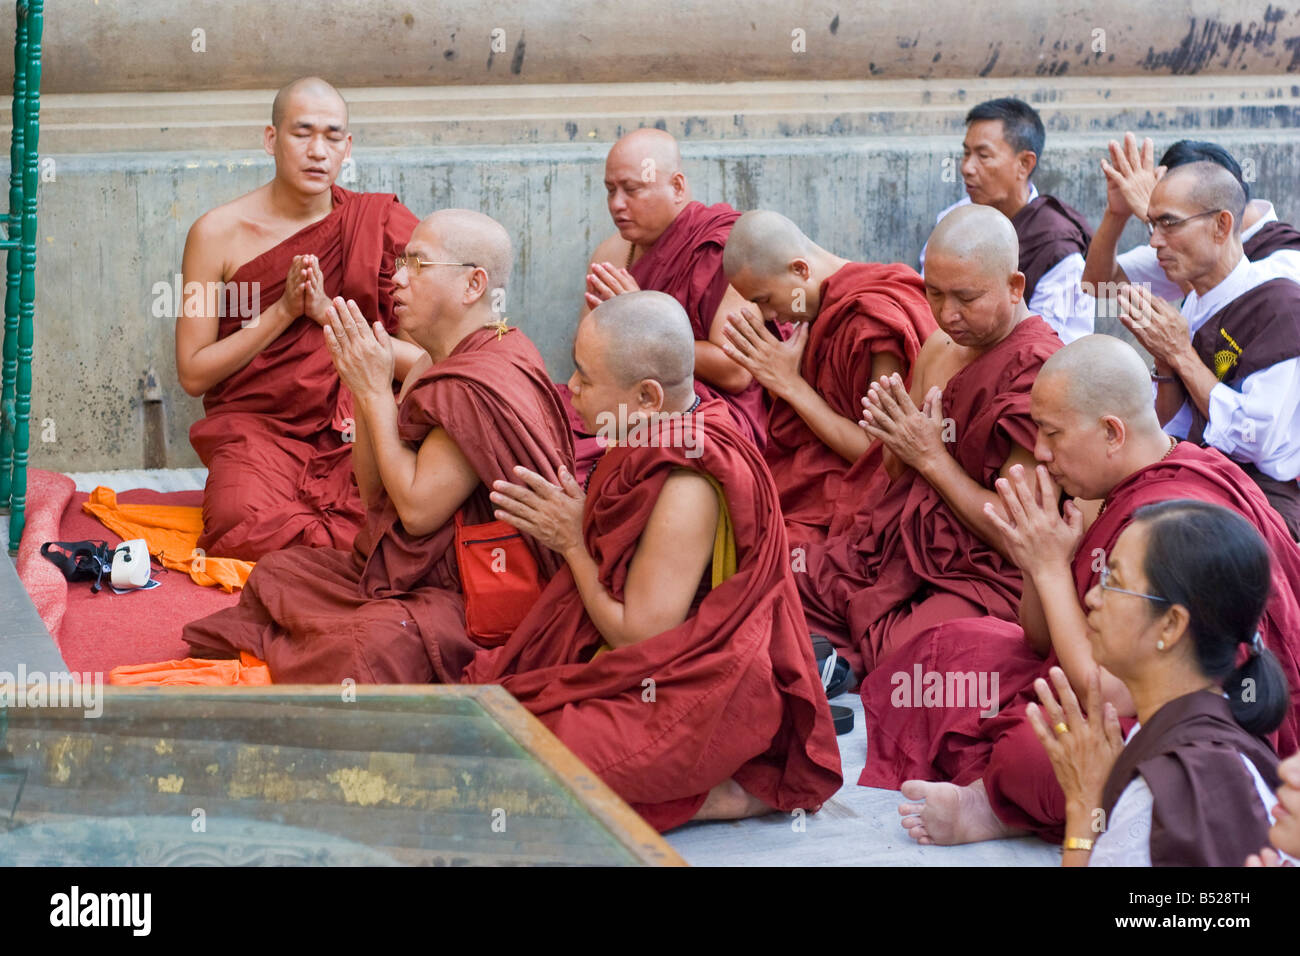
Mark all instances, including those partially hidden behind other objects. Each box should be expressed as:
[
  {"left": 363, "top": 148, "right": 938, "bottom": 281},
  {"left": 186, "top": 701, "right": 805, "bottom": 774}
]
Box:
[
  {"left": 922, "top": 97, "right": 1096, "bottom": 343},
  {"left": 1083, "top": 134, "right": 1300, "bottom": 303},
  {"left": 1117, "top": 160, "right": 1300, "bottom": 537}
]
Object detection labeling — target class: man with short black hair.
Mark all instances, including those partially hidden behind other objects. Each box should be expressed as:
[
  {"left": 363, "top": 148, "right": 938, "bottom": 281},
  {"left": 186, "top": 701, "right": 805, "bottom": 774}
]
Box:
[{"left": 923, "top": 97, "right": 1095, "bottom": 343}]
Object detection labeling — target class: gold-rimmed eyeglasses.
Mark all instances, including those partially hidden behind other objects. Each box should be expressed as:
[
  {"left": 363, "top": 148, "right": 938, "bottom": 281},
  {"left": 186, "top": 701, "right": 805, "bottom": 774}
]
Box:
[{"left": 394, "top": 255, "right": 478, "bottom": 276}]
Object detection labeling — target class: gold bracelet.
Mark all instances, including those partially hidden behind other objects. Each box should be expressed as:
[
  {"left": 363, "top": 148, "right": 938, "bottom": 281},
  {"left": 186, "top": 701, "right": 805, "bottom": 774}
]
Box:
[{"left": 1063, "top": 837, "right": 1094, "bottom": 852}]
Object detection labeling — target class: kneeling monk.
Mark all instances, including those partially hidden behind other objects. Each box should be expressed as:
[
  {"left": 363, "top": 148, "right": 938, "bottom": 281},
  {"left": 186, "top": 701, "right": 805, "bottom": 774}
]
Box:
[
  {"left": 721, "top": 209, "right": 936, "bottom": 543},
  {"left": 465, "top": 291, "right": 843, "bottom": 832},
  {"left": 858, "top": 335, "right": 1300, "bottom": 846},
  {"left": 178, "top": 77, "right": 424, "bottom": 560},
  {"left": 183, "top": 210, "right": 575, "bottom": 682},
  {"left": 795, "top": 204, "right": 1062, "bottom": 677}
]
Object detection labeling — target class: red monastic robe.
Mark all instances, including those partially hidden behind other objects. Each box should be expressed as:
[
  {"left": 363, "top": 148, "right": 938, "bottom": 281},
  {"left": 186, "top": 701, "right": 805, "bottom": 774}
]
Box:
[
  {"left": 463, "top": 399, "right": 843, "bottom": 832},
  {"left": 183, "top": 327, "right": 575, "bottom": 683},
  {"left": 859, "top": 442, "right": 1300, "bottom": 840},
  {"left": 191, "top": 185, "right": 418, "bottom": 561},
  {"left": 765, "top": 262, "right": 935, "bottom": 543},
  {"left": 795, "top": 316, "right": 1062, "bottom": 675}
]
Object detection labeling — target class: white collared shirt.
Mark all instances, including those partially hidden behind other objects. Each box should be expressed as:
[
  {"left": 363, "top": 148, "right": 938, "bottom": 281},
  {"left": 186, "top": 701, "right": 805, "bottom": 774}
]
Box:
[
  {"left": 921, "top": 183, "right": 1095, "bottom": 343},
  {"left": 1163, "top": 255, "right": 1300, "bottom": 481},
  {"left": 1117, "top": 201, "right": 1300, "bottom": 300}
]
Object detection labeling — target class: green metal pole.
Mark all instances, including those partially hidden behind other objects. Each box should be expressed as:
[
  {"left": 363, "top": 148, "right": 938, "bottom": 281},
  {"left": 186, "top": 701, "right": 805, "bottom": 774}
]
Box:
[
  {"left": 8, "top": 0, "right": 41, "bottom": 554},
  {"left": 0, "top": 1, "right": 27, "bottom": 515}
]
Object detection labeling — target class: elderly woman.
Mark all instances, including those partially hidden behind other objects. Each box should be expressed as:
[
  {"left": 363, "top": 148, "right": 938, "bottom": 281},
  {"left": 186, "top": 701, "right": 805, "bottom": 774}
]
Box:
[{"left": 1030, "top": 499, "right": 1294, "bottom": 867}]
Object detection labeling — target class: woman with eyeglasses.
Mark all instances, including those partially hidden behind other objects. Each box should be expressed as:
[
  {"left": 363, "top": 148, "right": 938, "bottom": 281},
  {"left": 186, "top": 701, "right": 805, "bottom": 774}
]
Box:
[{"left": 1029, "top": 499, "right": 1294, "bottom": 866}]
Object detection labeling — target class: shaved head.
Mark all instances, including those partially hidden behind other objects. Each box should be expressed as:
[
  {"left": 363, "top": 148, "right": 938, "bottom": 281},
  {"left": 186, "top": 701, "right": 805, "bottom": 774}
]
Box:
[
  {"left": 272, "top": 76, "right": 348, "bottom": 129},
  {"left": 417, "top": 208, "right": 513, "bottom": 294},
  {"left": 1031, "top": 335, "right": 1171, "bottom": 500},
  {"left": 925, "top": 204, "right": 1019, "bottom": 279},
  {"left": 1037, "top": 334, "right": 1161, "bottom": 425},
  {"left": 586, "top": 291, "right": 695, "bottom": 395},
  {"left": 607, "top": 127, "right": 683, "bottom": 178},
  {"left": 1158, "top": 160, "right": 1247, "bottom": 234},
  {"left": 723, "top": 210, "right": 816, "bottom": 278}
]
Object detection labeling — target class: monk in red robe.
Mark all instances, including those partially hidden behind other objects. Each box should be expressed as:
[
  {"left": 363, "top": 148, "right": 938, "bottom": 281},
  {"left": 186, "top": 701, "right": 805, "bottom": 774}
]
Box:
[
  {"left": 177, "top": 77, "right": 423, "bottom": 561},
  {"left": 860, "top": 335, "right": 1300, "bottom": 845},
  {"left": 556, "top": 129, "right": 768, "bottom": 483},
  {"left": 183, "top": 211, "right": 575, "bottom": 682},
  {"left": 466, "top": 290, "right": 842, "bottom": 832},
  {"left": 795, "top": 204, "right": 1061, "bottom": 678},
  {"left": 720, "top": 210, "right": 937, "bottom": 542}
]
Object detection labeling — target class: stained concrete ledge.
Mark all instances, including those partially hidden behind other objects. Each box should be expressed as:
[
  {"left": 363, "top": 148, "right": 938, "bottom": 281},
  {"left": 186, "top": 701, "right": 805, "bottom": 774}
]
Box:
[
  {"left": 20, "top": 122, "right": 1300, "bottom": 473},
  {"left": 17, "top": 74, "right": 1300, "bottom": 153},
  {"left": 3, "top": 0, "right": 1300, "bottom": 92}
]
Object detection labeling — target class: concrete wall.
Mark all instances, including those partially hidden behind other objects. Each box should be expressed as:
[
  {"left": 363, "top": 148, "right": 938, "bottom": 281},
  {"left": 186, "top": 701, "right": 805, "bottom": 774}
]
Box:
[
  {"left": 7, "top": 0, "right": 1300, "bottom": 90},
  {"left": 10, "top": 0, "right": 1300, "bottom": 471}
]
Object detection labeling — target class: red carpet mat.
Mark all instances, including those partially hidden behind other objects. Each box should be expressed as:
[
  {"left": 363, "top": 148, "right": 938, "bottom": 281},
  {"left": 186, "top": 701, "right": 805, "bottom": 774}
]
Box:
[{"left": 31, "top": 483, "right": 241, "bottom": 675}]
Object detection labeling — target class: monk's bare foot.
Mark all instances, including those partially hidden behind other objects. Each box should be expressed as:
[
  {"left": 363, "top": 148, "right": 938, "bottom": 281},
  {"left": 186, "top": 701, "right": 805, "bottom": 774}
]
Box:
[
  {"left": 692, "top": 778, "right": 775, "bottom": 821},
  {"left": 897, "top": 779, "right": 1021, "bottom": 846}
]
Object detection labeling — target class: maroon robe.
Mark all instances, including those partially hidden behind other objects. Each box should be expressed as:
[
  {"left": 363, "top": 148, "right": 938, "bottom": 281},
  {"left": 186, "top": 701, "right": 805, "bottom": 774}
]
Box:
[
  {"left": 1244, "top": 219, "right": 1300, "bottom": 260},
  {"left": 795, "top": 316, "right": 1062, "bottom": 675},
  {"left": 765, "top": 262, "right": 936, "bottom": 544},
  {"left": 463, "top": 399, "right": 843, "bottom": 832},
  {"left": 1187, "top": 277, "right": 1300, "bottom": 537},
  {"left": 191, "top": 185, "right": 418, "bottom": 561},
  {"left": 1011, "top": 195, "right": 1092, "bottom": 301},
  {"left": 1100, "top": 690, "right": 1280, "bottom": 867},
  {"left": 183, "top": 327, "right": 575, "bottom": 683},
  {"left": 859, "top": 442, "right": 1300, "bottom": 841}
]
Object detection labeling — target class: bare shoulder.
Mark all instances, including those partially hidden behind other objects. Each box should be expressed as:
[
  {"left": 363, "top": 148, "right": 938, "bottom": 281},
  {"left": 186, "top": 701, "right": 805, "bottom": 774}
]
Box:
[
  {"left": 184, "top": 187, "right": 270, "bottom": 274},
  {"left": 652, "top": 469, "right": 720, "bottom": 525},
  {"left": 588, "top": 231, "right": 633, "bottom": 269}
]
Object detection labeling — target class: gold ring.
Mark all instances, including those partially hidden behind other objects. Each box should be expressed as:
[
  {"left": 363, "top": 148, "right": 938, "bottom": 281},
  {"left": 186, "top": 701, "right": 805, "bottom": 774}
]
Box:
[{"left": 1054, "top": 722, "right": 1069, "bottom": 736}]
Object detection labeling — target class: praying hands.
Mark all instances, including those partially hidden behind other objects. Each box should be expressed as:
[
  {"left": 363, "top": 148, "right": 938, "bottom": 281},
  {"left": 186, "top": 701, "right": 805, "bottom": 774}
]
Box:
[
  {"left": 323, "top": 295, "right": 394, "bottom": 402},
  {"left": 721, "top": 306, "right": 808, "bottom": 399},
  {"left": 859, "top": 373, "right": 946, "bottom": 471},
  {"left": 491, "top": 465, "right": 586, "bottom": 557}
]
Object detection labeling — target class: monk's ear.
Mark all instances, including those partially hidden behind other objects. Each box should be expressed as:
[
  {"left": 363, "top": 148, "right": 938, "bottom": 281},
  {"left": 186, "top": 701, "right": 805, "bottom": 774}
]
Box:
[
  {"left": 638, "top": 378, "right": 665, "bottom": 412},
  {"left": 1101, "top": 414, "right": 1126, "bottom": 451},
  {"left": 1008, "top": 270, "right": 1027, "bottom": 304},
  {"left": 791, "top": 258, "right": 811, "bottom": 281},
  {"left": 669, "top": 170, "right": 688, "bottom": 201},
  {"left": 464, "top": 266, "right": 489, "bottom": 304},
  {"left": 263, "top": 125, "right": 277, "bottom": 157}
]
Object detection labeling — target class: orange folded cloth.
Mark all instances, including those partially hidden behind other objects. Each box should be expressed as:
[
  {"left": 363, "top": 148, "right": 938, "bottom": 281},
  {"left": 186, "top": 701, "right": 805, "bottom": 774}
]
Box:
[
  {"left": 81, "top": 486, "right": 254, "bottom": 592},
  {"left": 109, "top": 651, "right": 272, "bottom": 686}
]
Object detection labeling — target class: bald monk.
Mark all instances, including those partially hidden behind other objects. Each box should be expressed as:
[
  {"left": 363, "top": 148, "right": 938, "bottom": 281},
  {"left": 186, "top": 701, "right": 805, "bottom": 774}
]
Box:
[
  {"left": 1113, "top": 161, "right": 1300, "bottom": 539},
  {"left": 858, "top": 335, "right": 1300, "bottom": 845},
  {"left": 183, "top": 211, "right": 575, "bottom": 682},
  {"left": 721, "top": 210, "right": 936, "bottom": 542},
  {"left": 178, "top": 77, "right": 423, "bottom": 561},
  {"left": 465, "top": 291, "right": 842, "bottom": 832},
  {"left": 558, "top": 128, "right": 768, "bottom": 477},
  {"left": 795, "top": 205, "right": 1062, "bottom": 678}
]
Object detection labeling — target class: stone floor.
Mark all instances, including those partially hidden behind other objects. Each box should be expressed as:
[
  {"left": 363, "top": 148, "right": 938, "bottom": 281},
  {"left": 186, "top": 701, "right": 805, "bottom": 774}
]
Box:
[
  {"left": 8, "top": 467, "right": 1062, "bottom": 866},
  {"left": 665, "top": 690, "right": 1060, "bottom": 866}
]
